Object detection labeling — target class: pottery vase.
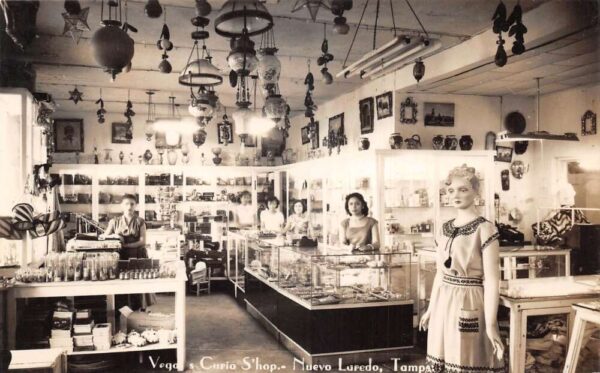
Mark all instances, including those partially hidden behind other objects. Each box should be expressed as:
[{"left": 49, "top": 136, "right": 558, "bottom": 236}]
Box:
[
  {"left": 459, "top": 135, "right": 473, "bottom": 150},
  {"left": 432, "top": 135, "right": 444, "bottom": 150},
  {"left": 444, "top": 135, "right": 458, "bottom": 150},
  {"left": 359, "top": 137, "right": 370, "bottom": 151},
  {"left": 405, "top": 134, "right": 422, "bottom": 149},
  {"left": 167, "top": 149, "right": 178, "bottom": 165},
  {"left": 389, "top": 133, "right": 403, "bottom": 149},
  {"left": 143, "top": 150, "right": 153, "bottom": 164}
]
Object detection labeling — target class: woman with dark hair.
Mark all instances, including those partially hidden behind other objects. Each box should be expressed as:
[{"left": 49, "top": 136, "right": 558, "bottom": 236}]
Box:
[
  {"left": 339, "top": 192, "right": 380, "bottom": 251},
  {"left": 283, "top": 199, "right": 311, "bottom": 236},
  {"left": 235, "top": 190, "right": 256, "bottom": 228},
  {"left": 260, "top": 196, "right": 285, "bottom": 232}
]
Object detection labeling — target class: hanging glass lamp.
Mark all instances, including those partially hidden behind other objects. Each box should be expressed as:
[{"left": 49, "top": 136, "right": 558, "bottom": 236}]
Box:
[
  {"left": 214, "top": 0, "right": 273, "bottom": 38},
  {"left": 179, "top": 33, "right": 223, "bottom": 87}
]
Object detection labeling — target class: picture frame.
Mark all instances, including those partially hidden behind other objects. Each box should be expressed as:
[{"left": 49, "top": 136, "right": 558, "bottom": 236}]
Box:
[
  {"left": 111, "top": 122, "right": 133, "bottom": 144},
  {"left": 581, "top": 110, "right": 597, "bottom": 136},
  {"left": 359, "top": 97, "right": 374, "bottom": 134},
  {"left": 495, "top": 146, "right": 513, "bottom": 163},
  {"left": 310, "top": 121, "right": 320, "bottom": 150},
  {"left": 54, "top": 118, "right": 84, "bottom": 152},
  {"left": 218, "top": 121, "right": 234, "bottom": 144},
  {"left": 301, "top": 126, "right": 310, "bottom": 144},
  {"left": 329, "top": 113, "right": 345, "bottom": 137},
  {"left": 375, "top": 91, "right": 393, "bottom": 120},
  {"left": 400, "top": 97, "right": 418, "bottom": 124},
  {"left": 261, "top": 127, "right": 286, "bottom": 157},
  {"left": 424, "top": 102, "right": 455, "bottom": 127}
]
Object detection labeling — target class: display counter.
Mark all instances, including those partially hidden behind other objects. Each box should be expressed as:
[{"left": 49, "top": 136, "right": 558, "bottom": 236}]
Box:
[
  {"left": 239, "top": 232, "right": 414, "bottom": 364},
  {"left": 7, "top": 261, "right": 188, "bottom": 371},
  {"left": 499, "top": 275, "right": 600, "bottom": 373}
]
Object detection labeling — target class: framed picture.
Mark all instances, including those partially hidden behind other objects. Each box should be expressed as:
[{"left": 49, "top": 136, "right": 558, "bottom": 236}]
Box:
[
  {"left": 301, "top": 126, "right": 310, "bottom": 144},
  {"left": 329, "top": 113, "right": 344, "bottom": 136},
  {"left": 376, "top": 92, "right": 393, "bottom": 120},
  {"left": 218, "top": 121, "right": 234, "bottom": 144},
  {"left": 424, "top": 102, "right": 455, "bottom": 127},
  {"left": 310, "top": 121, "right": 320, "bottom": 150},
  {"left": 495, "top": 146, "right": 513, "bottom": 163},
  {"left": 111, "top": 122, "right": 132, "bottom": 144},
  {"left": 359, "top": 97, "right": 374, "bottom": 134},
  {"left": 261, "top": 127, "right": 286, "bottom": 157},
  {"left": 54, "top": 118, "right": 84, "bottom": 152}
]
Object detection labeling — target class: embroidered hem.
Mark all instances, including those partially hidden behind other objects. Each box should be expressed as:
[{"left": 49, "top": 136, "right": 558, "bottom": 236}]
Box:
[{"left": 426, "top": 355, "right": 506, "bottom": 373}]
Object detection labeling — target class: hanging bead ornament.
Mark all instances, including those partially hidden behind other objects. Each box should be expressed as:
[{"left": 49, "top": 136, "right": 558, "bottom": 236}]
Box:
[
  {"left": 92, "top": 0, "right": 137, "bottom": 81},
  {"left": 413, "top": 58, "right": 425, "bottom": 82},
  {"left": 491, "top": 1, "right": 510, "bottom": 67},
  {"left": 507, "top": 3, "right": 527, "bottom": 55},
  {"left": 122, "top": 90, "right": 134, "bottom": 141},
  {"left": 303, "top": 60, "right": 317, "bottom": 119},
  {"left": 95, "top": 89, "right": 106, "bottom": 123},
  {"left": 157, "top": 7, "right": 173, "bottom": 74},
  {"left": 317, "top": 24, "right": 334, "bottom": 84}
]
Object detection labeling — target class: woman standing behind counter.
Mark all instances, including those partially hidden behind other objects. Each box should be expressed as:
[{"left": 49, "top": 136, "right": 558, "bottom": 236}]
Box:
[
  {"left": 283, "top": 199, "right": 312, "bottom": 237},
  {"left": 260, "top": 196, "right": 285, "bottom": 233},
  {"left": 103, "top": 194, "right": 147, "bottom": 260},
  {"left": 235, "top": 190, "right": 257, "bottom": 228},
  {"left": 339, "top": 192, "right": 380, "bottom": 251}
]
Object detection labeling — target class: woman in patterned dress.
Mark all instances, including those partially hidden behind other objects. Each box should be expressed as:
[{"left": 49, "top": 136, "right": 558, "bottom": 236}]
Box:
[{"left": 419, "top": 165, "right": 505, "bottom": 372}]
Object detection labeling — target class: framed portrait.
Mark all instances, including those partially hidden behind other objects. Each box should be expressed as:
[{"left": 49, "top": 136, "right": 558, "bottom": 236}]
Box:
[
  {"left": 301, "top": 126, "right": 310, "bottom": 144},
  {"left": 329, "top": 113, "right": 344, "bottom": 136},
  {"left": 495, "top": 146, "right": 513, "bottom": 163},
  {"left": 375, "top": 92, "right": 393, "bottom": 120},
  {"left": 111, "top": 122, "right": 133, "bottom": 144},
  {"left": 261, "top": 127, "right": 286, "bottom": 157},
  {"left": 310, "top": 121, "right": 320, "bottom": 149},
  {"left": 359, "top": 97, "right": 374, "bottom": 134},
  {"left": 424, "top": 102, "right": 455, "bottom": 127},
  {"left": 218, "top": 121, "right": 234, "bottom": 145},
  {"left": 54, "top": 118, "right": 84, "bottom": 152}
]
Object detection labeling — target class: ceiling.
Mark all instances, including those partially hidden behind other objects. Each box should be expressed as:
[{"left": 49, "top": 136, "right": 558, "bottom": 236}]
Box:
[
  {"left": 24, "top": 0, "right": 548, "bottom": 115},
  {"left": 408, "top": 26, "right": 600, "bottom": 96}
]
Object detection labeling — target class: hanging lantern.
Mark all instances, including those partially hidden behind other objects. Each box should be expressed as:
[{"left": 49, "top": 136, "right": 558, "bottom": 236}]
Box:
[
  {"left": 179, "top": 37, "right": 223, "bottom": 87},
  {"left": 214, "top": 0, "right": 273, "bottom": 38},
  {"left": 193, "top": 128, "right": 207, "bottom": 147},
  {"left": 257, "top": 29, "right": 281, "bottom": 90},
  {"left": 413, "top": 59, "right": 425, "bottom": 82},
  {"left": 232, "top": 103, "right": 253, "bottom": 141},
  {"left": 227, "top": 34, "right": 258, "bottom": 75},
  {"left": 263, "top": 93, "right": 287, "bottom": 122},
  {"left": 194, "top": 0, "right": 211, "bottom": 17},
  {"left": 91, "top": 0, "right": 135, "bottom": 81},
  {"left": 144, "top": 91, "right": 156, "bottom": 141},
  {"left": 145, "top": 0, "right": 162, "bottom": 18}
]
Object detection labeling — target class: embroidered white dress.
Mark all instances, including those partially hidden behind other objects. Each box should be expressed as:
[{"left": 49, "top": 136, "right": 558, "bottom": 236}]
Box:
[{"left": 426, "top": 216, "right": 505, "bottom": 373}]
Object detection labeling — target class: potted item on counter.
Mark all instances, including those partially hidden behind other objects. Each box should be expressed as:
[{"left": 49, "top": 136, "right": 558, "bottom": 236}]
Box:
[
  {"left": 432, "top": 134, "right": 444, "bottom": 150},
  {"left": 405, "top": 134, "right": 422, "bottom": 149},
  {"left": 389, "top": 133, "right": 403, "bottom": 149},
  {"left": 212, "top": 147, "right": 222, "bottom": 165},
  {"left": 459, "top": 135, "right": 473, "bottom": 150},
  {"left": 359, "top": 137, "right": 370, "bottom": 151},
  {"left": 167, "top": 149, "right": 178, "bottom": 165},
  {"left": 444, "top": 135, "right": 458, "bottom": 150}
]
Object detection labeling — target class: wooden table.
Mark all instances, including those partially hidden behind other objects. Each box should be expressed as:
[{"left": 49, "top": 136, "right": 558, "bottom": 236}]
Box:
[
  {"left": 499, "top": 275, "right": 600, "bottom": 373},
  {"left": 563, "top": 302, "right": 600, "bottom": 373},
  {"left": 7, "top": 262, "right": 187, "bottom": 371}
]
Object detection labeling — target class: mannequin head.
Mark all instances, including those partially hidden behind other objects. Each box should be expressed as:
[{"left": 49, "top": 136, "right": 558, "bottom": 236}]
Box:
[{"left": 445, "top": 165, "right": 480, "bottom": 210}]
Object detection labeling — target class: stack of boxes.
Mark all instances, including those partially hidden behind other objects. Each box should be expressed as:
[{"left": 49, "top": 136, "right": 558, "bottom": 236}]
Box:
[
  {"left": 72, "top": 309, "right": 94, "bottom": 352},
  {"left": 49, "top": 310, "right": 73, "bottom": 352}
]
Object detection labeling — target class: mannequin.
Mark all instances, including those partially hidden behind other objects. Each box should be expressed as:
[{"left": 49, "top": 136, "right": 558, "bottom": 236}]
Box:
[{"left": 419, "top": 165, "right": 505, "bottom": 372}]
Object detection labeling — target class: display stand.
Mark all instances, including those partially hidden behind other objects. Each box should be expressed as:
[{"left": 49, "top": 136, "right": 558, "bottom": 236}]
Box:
[
  {"left": 7, "top": 261, "right": 188, "bottom": 372},
  {"left": 499, "top": 275, "right": 600, "bottom": 373},
  {"left": 562, "top": 302, "right": 600, "bottom": 373}
]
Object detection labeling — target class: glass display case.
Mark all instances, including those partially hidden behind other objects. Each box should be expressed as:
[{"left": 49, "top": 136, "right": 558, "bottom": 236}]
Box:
[
  {"left": 55, "top": 170, "right": 93, "bottom": 240},
  {"left": 245, "top": 239, "right": 412, "bottom": 309},
  {"left": 227, "top": 231, "right": 249, "bottom": 297},
  {"left": 97, "top": 171, "right": 140, "bottom": 225}
]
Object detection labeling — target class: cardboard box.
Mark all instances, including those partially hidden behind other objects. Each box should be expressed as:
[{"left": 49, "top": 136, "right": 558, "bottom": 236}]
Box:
[
  {"left": 8, "top": 348, "right": 66, "bottom": 373},
  {"left": 119, "top": 306, "right": 175, "bottom": 333}
]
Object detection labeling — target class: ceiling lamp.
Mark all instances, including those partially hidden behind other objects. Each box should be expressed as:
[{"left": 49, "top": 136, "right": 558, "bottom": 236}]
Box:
[
  {"left": 330, "top": 0, "right": 352, "bottom": 34},
  {"left": 227, "top": 34, "right": 258, "bottom": 76},
  {"left": 195, "top": 0, "right": 212, "bottom": 17},
  {"left": 291, "top": 0, "right": 330, "bottom": 22},
  {"left": 214, "top": 0, "right": 273, "bottom": 38},
  {"left": 188, "top": 87, "right": 217, "bottom": 122},
  {"left": 263, "top": 85, "right": 287, "bottom": 122},
  {"left": 144, "top": 90, "right": 156, "bottom": 141},
  {"left": 232, "top": 74, "right": 253, "bottom": 145},
  {"left": 497, "top": 78, "right": 579, "bottom": 143},
  {"left": 179, "top": 28, "right": 223, "bottom": 87},
  {"left": 144, "top": 0, "right": 162, "bottom": 18},
  {"left": 91, "top": 0, "right": 137, "bottom": 81},
  {"left": 257, "top": 29, "right": 281, "bottom": 93}
]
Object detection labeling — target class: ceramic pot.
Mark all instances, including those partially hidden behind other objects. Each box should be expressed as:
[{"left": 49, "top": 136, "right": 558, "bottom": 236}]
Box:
[
  {"left": 444, "top": 135, "right": 458, "bottom": 150},
  {"left": 167, "top": 149, "right": 178, "bottom": 165},
  {"left": 389, "top": 133, "right": 403, "bottom": 149},
  {"left": 405, "top": 134, "right": 422, "bottom": 149},
  {"left": 213, "top": 154, "right": 222, "bottom": 166},
  {"left": 514, "top": 141, "right": 529, "bottom": 155},
  {"left": 459, "top": 135, "right": 473, "bottom": 150},
  {"left": 432, "top": 135, "right": 444, "bottom": 150},
  {"left": 359, "top": 137, "right": 370, "bottom": 151}
]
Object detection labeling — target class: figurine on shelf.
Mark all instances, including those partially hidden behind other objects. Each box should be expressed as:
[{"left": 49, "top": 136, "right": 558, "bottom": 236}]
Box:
[
  {"left": 212, "top": 147, "right": 222, "bottom": 166},
  {"left": 419, "top": 164, "right": 504, "bottom": 372},
  {"left": 119, "top": 151, "right": 125, "bottom": 164},
  {"left": 94, "top": 147, "right": 99, "bottom": 164},
  {"left": 143, "top": 150, "right": 153, "bottom": 165}
]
